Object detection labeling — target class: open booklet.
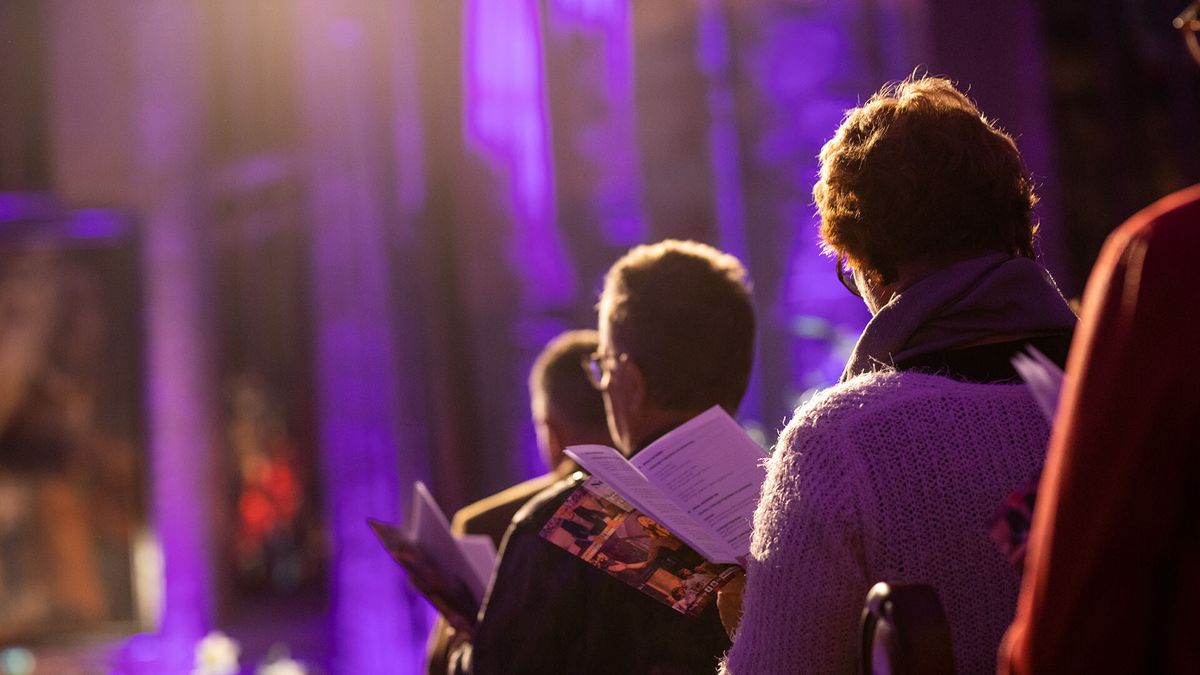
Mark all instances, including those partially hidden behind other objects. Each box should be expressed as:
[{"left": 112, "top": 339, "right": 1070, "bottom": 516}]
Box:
[
  {"left": 368, "top": 482, "right": 496, "bottom": 632},
  {"left": 539, "top": 406, "right": 768, "bottom": 615}
]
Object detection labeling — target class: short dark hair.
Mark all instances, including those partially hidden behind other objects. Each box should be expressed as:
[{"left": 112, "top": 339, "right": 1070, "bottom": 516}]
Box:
[
  {"left": 813, "top": 76, "right": 1038, "bottom": 285},
  {"left": 600, "top": 240, "right": 754, "bottom": 414},
  {"left": 529, "top": 329, "right": 608, "bottom": 437}
]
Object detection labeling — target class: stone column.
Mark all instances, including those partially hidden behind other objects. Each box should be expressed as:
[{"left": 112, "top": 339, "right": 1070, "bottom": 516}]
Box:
[
  {"left": 295, "top": 2, "right": 425, "bottom": 671},
  {"left": 460, "top": 0, "right": 578, "bottom": 483},
  {"left": 540, "top": 0, "right": 648, "bottom": 274},
  {"left": 132, "top": 0, "right": 219, "bottom": 669},
  {"left": 631, "top": 0, "right": 720, "bottom": 244},
  {"left": 0, "top": 0, "right": 50, "bottom": 190},
  {"left": 723, "top": 0, "right": 902, "bottom": 419}
]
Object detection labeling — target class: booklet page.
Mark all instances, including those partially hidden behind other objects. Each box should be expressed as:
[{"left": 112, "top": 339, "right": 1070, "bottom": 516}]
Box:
[
  {"left": 565, "top": 444, "right": 736, "bottom": 562},
  {"left": 410, "top": 482, "right": 489, "bottom": 602},
  {"left": 458, "top": 534, "right": 498, "bottom": 589},
  {"left": 368, "top": 518, "right": 479, "bottom": 632},
  {"left": 630, "top": 406, "right": 767, "bottom": 561},
  {"left": 539, "top": 477, "right": 742, "bottom": 615},
  {"left": 1012, "top": 346, "right": 1065, "bottom": 422}
]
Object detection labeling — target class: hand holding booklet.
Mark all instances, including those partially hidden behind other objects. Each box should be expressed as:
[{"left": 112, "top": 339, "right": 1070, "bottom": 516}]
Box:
[
  {"left": 539, "top": 406, "right": 768, "bottom": 616},
  {"left": 368, "top": 482, "right": 496, "bottom": 633}
]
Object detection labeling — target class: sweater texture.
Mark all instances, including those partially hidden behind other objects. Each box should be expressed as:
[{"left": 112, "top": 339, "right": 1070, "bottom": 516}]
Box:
[{"left": 723, "top": 370, "right": 1049, "bottom": 674}]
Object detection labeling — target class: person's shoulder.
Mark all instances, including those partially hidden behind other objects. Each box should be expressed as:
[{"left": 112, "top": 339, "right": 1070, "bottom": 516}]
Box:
[
  {"left": 782, "top": 370, "right": 1032, "bottom": 440},
  {"left": 1115, "top": 183, "right": 1200, "bottom": 249},
  {"left": 509, "top": 471, "right": 587, "bottom": 533},
  {"left": 797, "top": 369, "right": 1020, "bottom": 412},
  {"left": 450, "top": 472, "right": 560, "bottom": 541},
  {"left": 774, "top": 372, "right": 902, "bottom": 454}
]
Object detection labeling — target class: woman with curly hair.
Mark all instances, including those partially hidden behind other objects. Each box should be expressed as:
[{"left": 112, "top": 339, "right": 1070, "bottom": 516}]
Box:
[{"left": 720, "top": 76, "right": 1076, "bottom": 674}]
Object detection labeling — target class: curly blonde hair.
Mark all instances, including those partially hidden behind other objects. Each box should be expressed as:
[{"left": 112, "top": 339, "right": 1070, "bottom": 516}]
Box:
[{"left": 813, "top": 76, "right": 1038, "bottom": 285}]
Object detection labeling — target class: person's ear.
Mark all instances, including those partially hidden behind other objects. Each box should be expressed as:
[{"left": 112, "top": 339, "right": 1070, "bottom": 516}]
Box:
[
  {"left": 543, "top": 416, "right": 567, "bottom": 471},
  {"left": 619, "top": 354, "right": 647, "bottom": 412}
]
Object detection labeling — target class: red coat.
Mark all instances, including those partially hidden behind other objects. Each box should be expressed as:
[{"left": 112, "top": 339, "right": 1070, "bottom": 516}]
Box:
[{"left": 1000, "top": 184, "right": 1200, "bottom": 674}]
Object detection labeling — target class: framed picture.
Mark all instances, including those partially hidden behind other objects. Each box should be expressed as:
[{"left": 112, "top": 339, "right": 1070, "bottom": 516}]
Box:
[{"left": 0, "top": 195, "right": 147, "bottom": 641}]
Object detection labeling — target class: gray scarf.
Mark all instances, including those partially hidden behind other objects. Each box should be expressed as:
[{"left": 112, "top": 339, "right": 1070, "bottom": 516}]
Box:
[{"left": 841, "top": 253, "right": 1077, "bottom": 381}]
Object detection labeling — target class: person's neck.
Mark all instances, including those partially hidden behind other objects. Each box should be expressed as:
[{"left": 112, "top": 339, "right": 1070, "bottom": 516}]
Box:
[
  {"left": 896, "top": 252, "right": 1015, "bottom": 293},
  {"left": 868, "top": 254, "right": 1002, "bottom": 313},
  {"left": 626, "top": 407, "right": 706, "bottom": 457},
  {"left": 892, "top": 259, "right": 945, "bottom": 294}
]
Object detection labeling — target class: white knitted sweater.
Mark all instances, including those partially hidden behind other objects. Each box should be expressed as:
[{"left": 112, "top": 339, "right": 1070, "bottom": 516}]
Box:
[{"left": 722, "top": 371, "right": 1049, "bottom": 674}]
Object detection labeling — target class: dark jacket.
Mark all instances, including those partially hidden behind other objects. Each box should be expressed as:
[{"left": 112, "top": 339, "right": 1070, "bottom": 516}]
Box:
[
  {"left": 452, "top": 471, "right": 731, "bottom": 675},
  {"left": 427, "top": 471, "right": 564, "bottom": 675}
]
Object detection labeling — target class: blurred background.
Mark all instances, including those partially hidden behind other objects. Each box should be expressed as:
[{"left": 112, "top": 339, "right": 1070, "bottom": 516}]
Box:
[{"left": 0, "top": 0, "right": 1197, "bottom": 672}]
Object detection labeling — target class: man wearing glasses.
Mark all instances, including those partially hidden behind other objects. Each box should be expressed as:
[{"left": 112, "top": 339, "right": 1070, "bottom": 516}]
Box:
[
  {"left": 425, "top": 329, "right": 612, "bottom": 674},
  {"left": 449, "top": 239, "right": 755, "bottom": 674}
]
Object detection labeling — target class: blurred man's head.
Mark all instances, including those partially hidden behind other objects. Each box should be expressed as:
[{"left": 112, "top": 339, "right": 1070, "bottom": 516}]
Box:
[
  {"left": 529, "top": 329, "right": 612, "bottom": 474},
  {"left": 593, "top": 240, "right": 755, "bottom": 454}
]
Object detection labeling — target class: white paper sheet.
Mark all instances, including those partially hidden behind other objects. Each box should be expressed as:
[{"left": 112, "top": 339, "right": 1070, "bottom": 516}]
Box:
[{"left": 566, "top": 406, "right": 768, "bottom": 563}]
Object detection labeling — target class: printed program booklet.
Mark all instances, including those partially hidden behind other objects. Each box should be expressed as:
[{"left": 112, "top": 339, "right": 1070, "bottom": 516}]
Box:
[
  {"left": 539, "top": 405, "right": 768, "bottom": 615},
  {"left": 1011, "top": 346, "right": 1065, "bottom": 422},
  {"left": 368, "top": 482, "right": 496, "bottom": 632}
]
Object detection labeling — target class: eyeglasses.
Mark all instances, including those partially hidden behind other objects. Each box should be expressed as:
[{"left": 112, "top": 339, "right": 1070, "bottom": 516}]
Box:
[
  {"left": 1177, "top": 1, "right": 1200, "bottom": 65},
  {"left": 583, "top": 351, "right": 620, "bottom": 390},
  {"left": 836, "top": 252, "right": 861, "bottom": 298}
]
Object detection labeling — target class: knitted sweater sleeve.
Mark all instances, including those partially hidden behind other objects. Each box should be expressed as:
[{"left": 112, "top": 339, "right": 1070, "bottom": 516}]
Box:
[{"left": 722, "top": 399, "right": 868, "bottom": 673}]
